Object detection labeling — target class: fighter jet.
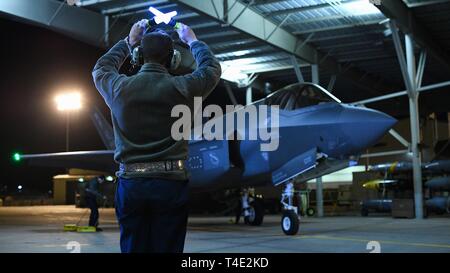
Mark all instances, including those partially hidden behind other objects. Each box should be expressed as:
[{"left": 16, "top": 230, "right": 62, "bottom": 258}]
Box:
[{"left": 15, "top": 82, "right": 396, "bottom": 235}]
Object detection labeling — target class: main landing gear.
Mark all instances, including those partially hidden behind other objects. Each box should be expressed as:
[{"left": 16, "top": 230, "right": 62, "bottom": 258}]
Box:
[
  {"left": 280, "top": 181, "right": 300, "bottom": 235},
  {"left": 236, "top": 188, "right": 264, "bottom": 226}
]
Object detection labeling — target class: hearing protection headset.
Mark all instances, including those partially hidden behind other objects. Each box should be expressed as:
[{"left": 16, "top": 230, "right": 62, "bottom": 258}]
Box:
[{"left": 131, "top": 41, "right": 181, "bottom": 71}]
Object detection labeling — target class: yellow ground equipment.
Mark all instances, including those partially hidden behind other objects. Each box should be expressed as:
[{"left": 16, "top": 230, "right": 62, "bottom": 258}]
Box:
[
  {"left": 63, "top": 224, "right": 96, "bottom": 232},
  {"left": 63, "top": 224, "right": 78, "bottom": 231},
  {"left": 76, "top": 226, "right": 97, "bottom": 232}
]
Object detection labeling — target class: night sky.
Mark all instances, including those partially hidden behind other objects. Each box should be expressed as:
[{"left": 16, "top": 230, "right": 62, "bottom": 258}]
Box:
[
  {"left": 0, "top": 17, "right": 246, "bottom": 195},
  {"left": 0, "top": 17, "right": 108, "bottom": 194}
]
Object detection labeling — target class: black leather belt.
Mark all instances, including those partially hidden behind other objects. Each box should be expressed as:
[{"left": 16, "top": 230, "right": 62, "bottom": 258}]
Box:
[{"left": 119, "top": 160, "right": 185, "bottom": 173}]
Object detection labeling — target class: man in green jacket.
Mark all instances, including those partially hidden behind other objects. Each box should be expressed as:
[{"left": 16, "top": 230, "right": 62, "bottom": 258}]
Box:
[{"left": 92, "top": 19, "right": 221, "bottom": 253}]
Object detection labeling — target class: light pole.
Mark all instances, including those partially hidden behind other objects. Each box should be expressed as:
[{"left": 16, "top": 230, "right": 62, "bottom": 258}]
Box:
[{"left": 54, "top": 92, "right": 82, "bottom": 152}]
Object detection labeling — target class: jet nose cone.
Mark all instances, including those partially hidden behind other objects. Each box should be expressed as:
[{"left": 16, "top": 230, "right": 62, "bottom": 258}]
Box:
[{"left": 340, "top": 106, "right": 397, "bottom": 154}]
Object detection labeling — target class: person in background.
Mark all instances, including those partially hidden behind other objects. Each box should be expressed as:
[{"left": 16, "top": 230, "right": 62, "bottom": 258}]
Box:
[{"left": 85, "top": 175, "right": 107, "bottom": 231}]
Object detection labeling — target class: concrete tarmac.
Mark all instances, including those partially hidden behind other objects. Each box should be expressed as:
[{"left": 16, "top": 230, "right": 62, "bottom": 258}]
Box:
[{"left": 0, "top": 206, "right": 449, "bottom": 253}]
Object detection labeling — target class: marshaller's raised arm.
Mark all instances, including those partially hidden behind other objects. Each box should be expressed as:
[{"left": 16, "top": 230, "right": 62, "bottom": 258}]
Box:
[
  {"left": 92, "top": 19, "right": 148, "bottom": 108},
  {"left": 173, "top": 23, "right": 222, "bottom": 99},
  {"left": 92, "top": 41, "right": 129, "bottom": 108}
]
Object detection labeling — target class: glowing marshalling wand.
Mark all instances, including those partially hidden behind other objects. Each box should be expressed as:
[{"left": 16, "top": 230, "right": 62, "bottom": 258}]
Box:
[{"left": 148, "top": 6, "right": 180, "bottom": 29}]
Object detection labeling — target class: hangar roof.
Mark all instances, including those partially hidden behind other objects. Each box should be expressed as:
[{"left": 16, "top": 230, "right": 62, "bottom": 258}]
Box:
[{"left": 1, "top": 0, "right": 449, "bottom": 108}]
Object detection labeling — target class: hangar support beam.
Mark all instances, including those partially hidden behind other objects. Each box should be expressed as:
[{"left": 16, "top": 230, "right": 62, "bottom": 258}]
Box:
[
  {"left": 174, "top": 0, "right": 391, "bottom": 94},
  {"left": 0, "top": 0, "right": 128, "bottom": 48},
  {"left": 327, "top": 75, "right": 336, "bottom": 92},
  {"left": 351, "top": 79, "right": 450, "bottom": 105},
  {"left": 377, "top": 0, "right": 450, "bottom": 72},
  {"left": 390, "top": 20, "right": 424, "bottom": 219},
  {"left": 360, "top": 149, "right": 409, "bottom": 159},
  {"left": 261, "top": 0, "right": 358, "bottom": 17},
  {"left": 311, "top": 64, "right": 324, "bottom": 218},
  {"left": 290, "top": 56, "right": 305, "bottom": 83},
  {"left": 246, "top": 87, "right": 253, "bottom": 105},
  {"left": 388, "top": 129, "right": 410, "bottom": 148}
]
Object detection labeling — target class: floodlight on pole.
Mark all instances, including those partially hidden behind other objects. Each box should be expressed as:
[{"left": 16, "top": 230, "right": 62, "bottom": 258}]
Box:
[
  {"left": 54, "top": 92, "right": 82, "bottom": 152},
  {"left": 54, "top": 92, "right": 82, "bottom": 111}
]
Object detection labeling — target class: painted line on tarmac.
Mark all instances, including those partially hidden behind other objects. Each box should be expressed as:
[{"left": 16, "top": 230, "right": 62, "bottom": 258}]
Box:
[
  {"left": 187, "top": 224, "right": 450, "bottom": 250},
  {"left": 296, "top": 235, "right": 450, "bottom": 249}
]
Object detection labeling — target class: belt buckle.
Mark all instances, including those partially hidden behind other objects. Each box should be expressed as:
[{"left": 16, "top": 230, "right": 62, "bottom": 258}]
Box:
[{"left": 177, "top": 160, "right": 184, "bottom": 170}]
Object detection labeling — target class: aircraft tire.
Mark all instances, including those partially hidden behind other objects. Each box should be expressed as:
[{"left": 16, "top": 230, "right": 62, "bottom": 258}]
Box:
[
  {"left": 244, "top": 198, "right": 264, "bottom": 226},
  {"left": 281, "top": 210, "right": 299, "bottom": 235},
  {"left": 306, "top": 207, "right": 315, "bottom": 217}
]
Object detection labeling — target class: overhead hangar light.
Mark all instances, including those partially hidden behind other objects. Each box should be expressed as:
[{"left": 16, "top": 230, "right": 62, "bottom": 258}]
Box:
[
  {"left": 67, "top": 0, "right": 81, "bottom": 6},
  {"left": 54, "top": 92, "right": 82, "bottom": 111},
  {"left": 148, "top": 6, "right": 177, "bottom": 25},
  {"left": 338, "top": 0, "right": 382, "bottom": 16},
  {"left": 220, "top": 63, "right": 250, "bottom": 87}
]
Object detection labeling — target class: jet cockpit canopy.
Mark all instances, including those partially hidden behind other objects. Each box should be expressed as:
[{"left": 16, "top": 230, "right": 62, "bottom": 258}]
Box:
[{"left": 264, "top": 83, "right": 341, "bottom": 110}]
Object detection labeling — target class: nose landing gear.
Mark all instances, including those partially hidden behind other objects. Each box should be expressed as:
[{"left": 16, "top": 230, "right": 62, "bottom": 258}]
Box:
[{"left": 280, "top": 181, "right": 300, "bottom": 235}]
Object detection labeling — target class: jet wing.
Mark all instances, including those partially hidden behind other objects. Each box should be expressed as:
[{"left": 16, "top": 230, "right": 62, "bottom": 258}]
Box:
[{"left": 19, "top": 150, "right": 117, "bottom": 173}]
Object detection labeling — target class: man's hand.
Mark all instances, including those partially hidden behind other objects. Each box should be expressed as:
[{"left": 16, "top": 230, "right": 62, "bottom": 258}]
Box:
[
  {"left": 129, "top": 19, "right": 149, "bottom": 47},
  {"left": 176, "top": 23, "right": 198, "bottom": 46}
]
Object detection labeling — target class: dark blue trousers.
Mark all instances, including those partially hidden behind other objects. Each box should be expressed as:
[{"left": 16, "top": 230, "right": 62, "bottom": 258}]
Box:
[{"left": 115, "top": 177, "right": 189, "bottom": 253}]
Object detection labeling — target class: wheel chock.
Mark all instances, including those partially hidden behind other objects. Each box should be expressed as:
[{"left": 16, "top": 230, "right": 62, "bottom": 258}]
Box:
[
  {"left": 76, "top": 226, "right": 97, "bottom": 233},
  {"left": 63, "top": 224, "right": 78, "bottom": 232}
]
